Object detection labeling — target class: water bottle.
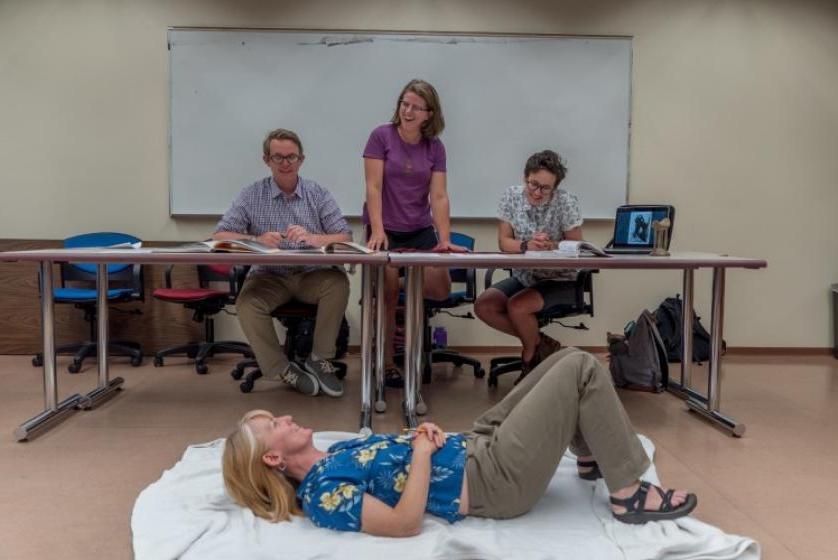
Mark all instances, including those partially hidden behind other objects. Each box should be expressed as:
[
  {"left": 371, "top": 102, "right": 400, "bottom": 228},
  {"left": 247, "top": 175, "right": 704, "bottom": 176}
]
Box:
[{"left": 432, "top": 326, "right": 448, "bottom": 349}]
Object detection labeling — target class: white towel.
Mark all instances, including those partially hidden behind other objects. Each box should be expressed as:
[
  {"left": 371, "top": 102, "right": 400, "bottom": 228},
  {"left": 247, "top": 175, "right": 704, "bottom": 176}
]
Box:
[{"left": 132, "top": 433, "right": 759, "bottom": 560}]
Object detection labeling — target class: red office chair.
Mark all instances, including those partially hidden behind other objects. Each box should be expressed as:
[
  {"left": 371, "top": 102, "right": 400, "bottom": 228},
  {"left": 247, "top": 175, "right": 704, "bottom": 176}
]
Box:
[{"left": 152, "top": 264, "right": 252, "bottom": 374}]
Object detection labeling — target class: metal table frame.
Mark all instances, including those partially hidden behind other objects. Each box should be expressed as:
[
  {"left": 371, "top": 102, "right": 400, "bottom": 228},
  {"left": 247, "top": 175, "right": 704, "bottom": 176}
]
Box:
[
  {"left": 0, "top": 248, "right": 387, "bottom": 441},
  {"left": 387, "top": 251, "right": 766, "bottom": 436}
]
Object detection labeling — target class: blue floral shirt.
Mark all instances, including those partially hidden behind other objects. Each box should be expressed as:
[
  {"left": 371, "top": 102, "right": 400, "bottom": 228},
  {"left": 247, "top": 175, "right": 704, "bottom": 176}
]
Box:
[{"left": 297, "top": 433, "right": 468, "bottom": 532}]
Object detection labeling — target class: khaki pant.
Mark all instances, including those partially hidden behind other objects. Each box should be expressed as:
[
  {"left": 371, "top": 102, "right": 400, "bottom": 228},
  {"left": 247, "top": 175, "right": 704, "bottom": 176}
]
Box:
[
  {"left": 466, "top": 347, "right": 650, "bottom": 519},
  {"left": 236, "top": 269, "right": 350, "bottom": 377}
]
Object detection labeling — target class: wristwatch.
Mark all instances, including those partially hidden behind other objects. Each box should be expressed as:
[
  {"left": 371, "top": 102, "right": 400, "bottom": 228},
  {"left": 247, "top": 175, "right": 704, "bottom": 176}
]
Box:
[{"left": 520, "top": 239, "right": 528, "bottom": 253}]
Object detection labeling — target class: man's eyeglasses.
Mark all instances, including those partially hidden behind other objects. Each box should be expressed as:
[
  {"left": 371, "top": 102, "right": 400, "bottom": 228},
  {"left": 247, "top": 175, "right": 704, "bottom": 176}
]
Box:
[
  {"left": 525, "top": 180, "right": 555, "bottom": 195},
  {"left": 400, "top": 100, "right": 430, "bottom": 113},
  {"left": 269, "top": 154, "right": 302, "bottom": 164}
]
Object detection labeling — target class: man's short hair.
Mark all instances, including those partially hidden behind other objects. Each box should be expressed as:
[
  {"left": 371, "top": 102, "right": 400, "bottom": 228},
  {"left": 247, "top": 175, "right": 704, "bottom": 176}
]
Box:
[{"left": 263, "top": 129, "right": 304, "bottom": 157}]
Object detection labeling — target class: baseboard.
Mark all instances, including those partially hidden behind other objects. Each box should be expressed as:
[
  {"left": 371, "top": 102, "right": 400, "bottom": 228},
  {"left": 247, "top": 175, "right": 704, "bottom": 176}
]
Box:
[{"left": 346, "top": 345, "right": 834, "bottom": 356}]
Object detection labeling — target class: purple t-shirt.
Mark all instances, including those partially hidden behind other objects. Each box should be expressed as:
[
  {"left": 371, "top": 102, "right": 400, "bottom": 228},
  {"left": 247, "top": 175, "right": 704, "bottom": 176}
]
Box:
[{"left": 362, "top": 123, "right": 447, "bottom": 232}]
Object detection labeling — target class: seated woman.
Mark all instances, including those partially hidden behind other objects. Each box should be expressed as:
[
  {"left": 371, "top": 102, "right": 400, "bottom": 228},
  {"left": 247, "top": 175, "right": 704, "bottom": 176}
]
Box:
[
  {"left": 223, "top": 348, "right": 697, "bottom": 537},
  {"left": 474, "top": 150, "right": 583, "bottom": 383}
]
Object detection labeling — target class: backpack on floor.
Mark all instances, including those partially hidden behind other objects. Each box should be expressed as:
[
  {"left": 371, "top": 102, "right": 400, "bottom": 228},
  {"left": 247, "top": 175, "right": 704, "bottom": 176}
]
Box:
[
  {"left": 289, "top": 316, "right": 350, "bottom": 361},
  {"left": 607, "top": 309, "right": 669, "bottom": 392},
  {"left": 653, "top": 295, "right": 722, "bottom": 363}
]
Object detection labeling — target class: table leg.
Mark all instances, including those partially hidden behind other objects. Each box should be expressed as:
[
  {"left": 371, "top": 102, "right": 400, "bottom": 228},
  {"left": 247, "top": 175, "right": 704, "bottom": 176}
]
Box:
[
  {"left": 374, "top": 265, "right": 386, "bottom": 414},
  {"left": 403, "top": 265, "right": 424, "bottom": 428},
  {"left": 667, "top": 268, "right": 707, "bottom": 403},
  {"left": 359, "top": 264, "right": 375, "bottom": 434},
  {"left": 685, "top": 267, "right": 746, "bottom": 436},
  {"left": 79, "top": 264, "right": 124, "bottom": 410},
  {"left": 14, "top": 261, "right": 83, "bottom": 441}
]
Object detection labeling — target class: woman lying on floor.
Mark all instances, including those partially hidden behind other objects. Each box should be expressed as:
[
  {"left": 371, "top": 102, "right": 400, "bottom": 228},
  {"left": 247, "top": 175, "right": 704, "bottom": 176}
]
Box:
[{"left": 222, "top": 348, "right": 697, "bottom": 537}]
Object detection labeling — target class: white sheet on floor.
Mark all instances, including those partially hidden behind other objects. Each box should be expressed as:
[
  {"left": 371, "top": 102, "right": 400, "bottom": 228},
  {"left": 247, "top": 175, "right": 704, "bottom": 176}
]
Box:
[{"left": 131, "top": 432, "right": 759, "bottom": 560}]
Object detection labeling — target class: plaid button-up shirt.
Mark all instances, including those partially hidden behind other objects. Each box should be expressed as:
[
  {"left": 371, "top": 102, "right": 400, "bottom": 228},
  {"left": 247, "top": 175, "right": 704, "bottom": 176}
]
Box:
[{"left": 215, "top": 175, "right": 352, "bottom": 277}]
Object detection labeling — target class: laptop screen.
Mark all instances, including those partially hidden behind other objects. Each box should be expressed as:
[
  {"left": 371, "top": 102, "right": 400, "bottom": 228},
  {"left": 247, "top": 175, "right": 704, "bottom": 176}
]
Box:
[{"left": 612, "top": 205, "right": 674, "bottom": 248}]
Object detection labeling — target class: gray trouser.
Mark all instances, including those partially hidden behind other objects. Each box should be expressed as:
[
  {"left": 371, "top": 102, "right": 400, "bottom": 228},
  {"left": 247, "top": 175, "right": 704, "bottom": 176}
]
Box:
[
  {"left": 236, "top": 269, "right": 350, "bottom": 377},
  {"left": 466, "top": 347, "right": 650, "bottom": 518}
]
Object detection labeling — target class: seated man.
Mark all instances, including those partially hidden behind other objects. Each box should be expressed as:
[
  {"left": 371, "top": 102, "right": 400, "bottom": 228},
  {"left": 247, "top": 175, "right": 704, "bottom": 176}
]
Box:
[
  {"left": 214, "top": 128, "right": 352, "bottom": 398},
  {"left": 474, "top": 150, "right": 583, "bottom": 383}
]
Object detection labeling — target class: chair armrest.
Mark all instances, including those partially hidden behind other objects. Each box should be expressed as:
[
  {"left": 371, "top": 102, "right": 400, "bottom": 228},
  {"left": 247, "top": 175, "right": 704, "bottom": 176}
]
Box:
[
  {"left": 162, "top": 265, "right": 174, "bottom": 289},
  {"left": 465, "top": 267, "right": 477, "bottom": 301},
  {"left": 132, "top": 263, "right": 145, "bottom": 301},
  {"left": 483, "top": 268, "right": 514, "bottom": 291},
  {"left": 484, "top": 268, "right": 497, "bottom": 291},
  {"left": 231, "top": 265, "right": 250, "bottom": 296}
]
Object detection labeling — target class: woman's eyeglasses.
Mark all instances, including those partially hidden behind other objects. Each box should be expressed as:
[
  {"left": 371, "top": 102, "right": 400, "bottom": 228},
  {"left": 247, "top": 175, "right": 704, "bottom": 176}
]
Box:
[
  {"left": 400, "top": 100, "right": 430, "bottom": 113},
  {"left": 268, "top": 154, "right": 302, "bottom": 164},
  {"left": 525, "top": 180, "right": 555, "bottom": 195}
]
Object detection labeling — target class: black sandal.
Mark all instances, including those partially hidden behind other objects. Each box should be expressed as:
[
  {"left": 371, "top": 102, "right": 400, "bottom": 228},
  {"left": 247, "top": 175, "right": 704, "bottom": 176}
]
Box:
[
  {"left": 610, "top": 480, "right": 697, "bottom": 524},
  {"left": 384, "top": 366, "right": 404, "bottom": 388},
  {"left": 577, "top": 459, "right": 603, "bottom": 481}
]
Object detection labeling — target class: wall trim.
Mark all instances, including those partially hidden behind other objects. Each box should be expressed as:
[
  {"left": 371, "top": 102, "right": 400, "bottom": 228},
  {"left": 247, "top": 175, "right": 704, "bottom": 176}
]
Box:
[{"left": 346, "top": 345, "right": 834, "bottom": 356}]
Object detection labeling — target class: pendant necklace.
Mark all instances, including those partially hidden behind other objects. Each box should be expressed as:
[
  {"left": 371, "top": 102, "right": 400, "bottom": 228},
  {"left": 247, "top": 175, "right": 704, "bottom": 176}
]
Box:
[{"left": 398, "top": 127, "right": 416, "bottom": 174}]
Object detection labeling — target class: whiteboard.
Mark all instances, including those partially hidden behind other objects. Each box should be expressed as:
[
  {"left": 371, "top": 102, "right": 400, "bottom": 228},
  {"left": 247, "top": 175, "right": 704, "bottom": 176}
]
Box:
[{"left": 169, "top": 29, "right": 632, "bottom": 218}]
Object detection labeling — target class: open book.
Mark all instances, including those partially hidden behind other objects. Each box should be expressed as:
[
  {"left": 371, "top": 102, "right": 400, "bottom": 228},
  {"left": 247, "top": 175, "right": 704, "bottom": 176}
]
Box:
[
  {"left": 151, "top": 239, "right": 373, "bottom": 255},
  {"left": 529, "top": 240, "right": 611, "bottom": 258},
  {"left": 555, "top": 240, "right": 611, "bottom": 257}
]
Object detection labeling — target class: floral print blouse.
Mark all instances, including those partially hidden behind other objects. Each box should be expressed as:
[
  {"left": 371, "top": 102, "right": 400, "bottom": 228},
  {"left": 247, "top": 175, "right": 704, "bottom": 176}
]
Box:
[
  {"left": 297, "top": 433, "right": 468, "bottom": 532},
  {"left": 497, "top": 185, "right": 583, "bottom": 284}
]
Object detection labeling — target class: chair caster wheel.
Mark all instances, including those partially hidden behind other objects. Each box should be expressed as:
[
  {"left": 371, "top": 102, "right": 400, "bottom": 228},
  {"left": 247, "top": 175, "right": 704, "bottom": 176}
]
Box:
[
  {"left": 32, "top": 356, "right": 43, "bottom": 367},
  {"left": 231, "top": 366, "right": 245, "bottom": 380},
  {"left": 474, "top": 367, "right": 485, "bottom": 379},
  {"left": 374, "top": 400, "right": 387, "bottom": 413},
  {"left": 68, "top": 363, "right": 81, "bottom": 374},
  {"left": 131, "top": 356, "right": 143, "bottom": 367},
  {"left": 488, "top": 375, "right": 498, "bottom": 388},
  {"left": 416, "top": 401, "right": 428, "bottom": 416},
  {"left": 240, "top": 379, "right": 254, "bottom": 393},
  {"left": 153, "top": 356, "right": 164, "bottom": 367},
  {"left": 196, "top": 363, "right": 209, "bottom": 375}
]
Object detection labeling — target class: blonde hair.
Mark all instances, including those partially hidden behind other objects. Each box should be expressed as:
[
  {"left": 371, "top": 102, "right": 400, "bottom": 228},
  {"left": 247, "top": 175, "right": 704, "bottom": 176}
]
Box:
[
  {"left": 222, "top": 409, "right": 302, "bottom": 523},
  {"left": 390, "top": 79, "right": 445, "bottom": 139}
]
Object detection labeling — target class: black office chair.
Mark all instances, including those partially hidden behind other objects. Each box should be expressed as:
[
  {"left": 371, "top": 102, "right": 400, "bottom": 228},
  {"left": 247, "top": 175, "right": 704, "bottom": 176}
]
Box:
[
  {"left": 394, "top": 232, "right": 486, "bottom": 383},
  {"left": 32, "top": 232, "right": 145, "bottom": 373},
  {"left": 152, "top": 264, "right": 253, "bottom": 374},
  {"left": 230, "top": 301, "right": 348, "bottom": 393},
  {"left": 485, "top": 268, "right": 596, "bottom": 388}
]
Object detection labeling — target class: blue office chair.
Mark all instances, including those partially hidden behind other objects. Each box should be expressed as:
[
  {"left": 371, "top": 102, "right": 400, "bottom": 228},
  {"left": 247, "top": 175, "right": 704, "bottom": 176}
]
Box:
[
  {"left": 395, "top": 232, "right": 486, "bottom": 383},
  {"left": 483, "top": 268, "right": 596, "bottom": 388},
  {"left": 32, "top": 232, "right": 145, "bottom": 373}
]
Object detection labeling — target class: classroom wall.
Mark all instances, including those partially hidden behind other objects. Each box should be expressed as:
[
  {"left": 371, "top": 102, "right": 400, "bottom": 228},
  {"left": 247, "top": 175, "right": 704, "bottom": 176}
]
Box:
[{"left": 1, "top": 0, "right": 837, "bottom": 349}]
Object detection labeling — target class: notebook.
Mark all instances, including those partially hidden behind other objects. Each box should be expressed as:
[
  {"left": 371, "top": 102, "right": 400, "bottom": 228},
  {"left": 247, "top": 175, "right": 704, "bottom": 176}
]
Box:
[{"left": 604, "top": 205, "right": 675, "bottom": 255}]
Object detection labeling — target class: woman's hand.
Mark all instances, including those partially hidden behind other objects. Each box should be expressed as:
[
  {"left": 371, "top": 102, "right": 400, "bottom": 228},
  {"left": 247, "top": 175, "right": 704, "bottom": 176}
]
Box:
[
  {"left": 530, "top": 232, "right": 556, "bottom": 251},
  {"left": 432, "top": 240, "right": 469, "bottom": 253},
  {"left": 411, "top": 422, "right": 446, "bottom": 455},
  {"left": 366, "top": 229, "right": 389, "bottom": 251}
]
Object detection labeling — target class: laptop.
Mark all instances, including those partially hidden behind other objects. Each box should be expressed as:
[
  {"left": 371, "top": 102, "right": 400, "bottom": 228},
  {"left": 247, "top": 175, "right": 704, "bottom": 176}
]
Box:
[{"left": 604, "top": 205, "right": 675, "bottom": 255}]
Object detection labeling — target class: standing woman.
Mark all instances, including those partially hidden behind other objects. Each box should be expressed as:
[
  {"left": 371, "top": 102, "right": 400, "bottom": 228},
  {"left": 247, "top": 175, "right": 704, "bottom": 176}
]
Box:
[{"left": 363, "top": 79, "right": 462, "bottom": 387}]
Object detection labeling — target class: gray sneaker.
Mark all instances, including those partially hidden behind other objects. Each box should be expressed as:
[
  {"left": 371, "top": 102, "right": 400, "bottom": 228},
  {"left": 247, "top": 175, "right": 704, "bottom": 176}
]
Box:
[
  {"left": 304, "top": 358, "right": 344, "bottom": 397},
  {"left": 281, "top": 362, "right": 320, "bottom": 396}
]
